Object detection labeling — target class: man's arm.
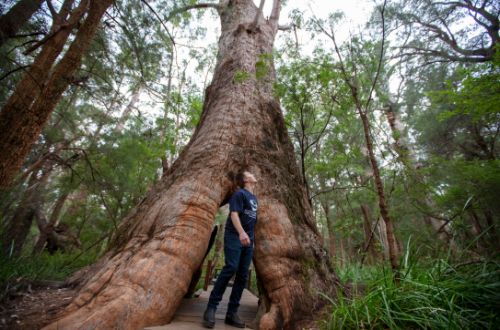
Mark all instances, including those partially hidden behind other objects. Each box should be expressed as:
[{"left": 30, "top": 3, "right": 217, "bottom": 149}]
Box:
[{"left": 230, "top": 211, "right": 251, "bottom": 247}]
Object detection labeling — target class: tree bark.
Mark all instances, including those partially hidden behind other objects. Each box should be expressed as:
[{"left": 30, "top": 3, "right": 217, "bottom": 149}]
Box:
[
  {"left": 359, "top": 110, "right": 400, "bottom": 272},
  {"left": 1, "top": 166, "right": 51, "bottom": 256},
  {"left": 44, "top": 1, "right": 342, "bottom": 329},
  {"left": 0, "top": 0, "right": 86, "bottom": 139},
  {"left": 360, "top": 204, "right": 379, "bottom": 264},
  {"left": 384, "top": 103, "right": 456, "bottom": 249},
  {"left": 0, "top": 0, "right": 113, "bottom": 187},
  {"left": 321, "top": 6, "right": 400, "bottom": 273},
  {"left": 114, "top": 84, "right": 142, "bottom": 133},
  {"left": 0, "top": 0, "right": 45, "bottom": 46},
  {"left": 321, "top": 201, "right": 336, "bottom": 257},
  {"left": 32, "top": 190, "right": 70, "bottom": 254}
]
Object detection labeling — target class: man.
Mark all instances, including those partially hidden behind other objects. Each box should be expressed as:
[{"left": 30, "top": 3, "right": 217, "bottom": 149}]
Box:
[{"left": 203, "top": 171, "right": 258, "bottom": 328}]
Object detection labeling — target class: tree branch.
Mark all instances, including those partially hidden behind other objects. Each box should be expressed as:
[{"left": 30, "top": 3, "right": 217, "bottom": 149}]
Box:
[
  {"left": 268, "top": 0, "right": 281, "bottom": 31},
  {"left": 251, "top": 0, "right": 265, "bottom": 29},
  {"left": 140, "top": 0, "right": 176, "bottom": 45},
  {"left": 0, "top": 65, "right": 29, "bottom": 82},
  {"left": 46, "top": 0, "right": 58, "bottom": 19},
  {"left": 165, "top": 2, "right": 221, "bottom": 22},
  {"left": 24, "top": 0, "right": 89, "bottom": 55},
  {"left": 311, "top": 184, "right": 369, "bottom": 200},
  {"left": 365, "top": 0, "right": 387, "bottom": 110}
]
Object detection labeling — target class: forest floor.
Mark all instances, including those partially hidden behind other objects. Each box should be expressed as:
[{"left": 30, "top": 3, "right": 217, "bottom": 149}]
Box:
[{"left": 0, "top": 282, "right": 75, "bottom": 330}]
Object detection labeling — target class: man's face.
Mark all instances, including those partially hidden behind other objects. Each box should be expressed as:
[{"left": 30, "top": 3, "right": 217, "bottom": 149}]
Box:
[{"left": 243, "top": 171, "right": 257, "bottom": 185}]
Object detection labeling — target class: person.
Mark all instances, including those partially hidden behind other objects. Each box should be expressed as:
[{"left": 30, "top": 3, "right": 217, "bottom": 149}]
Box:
[{"left": 203, "top": 171, "right": 258, "bottom": 329}]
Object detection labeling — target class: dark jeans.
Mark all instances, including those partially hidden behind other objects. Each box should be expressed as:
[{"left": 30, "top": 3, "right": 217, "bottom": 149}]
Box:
[{"left": 207, "top": 231, "right": 253, "bottom": 314}]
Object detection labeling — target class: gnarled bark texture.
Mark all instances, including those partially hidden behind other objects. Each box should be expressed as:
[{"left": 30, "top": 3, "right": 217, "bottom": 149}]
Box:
[{"left": 44, "top": 1, "right": 342, "bottom": 329}]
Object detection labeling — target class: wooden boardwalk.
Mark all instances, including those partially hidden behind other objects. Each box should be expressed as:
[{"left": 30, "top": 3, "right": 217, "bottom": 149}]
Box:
[{"left": 144, "top": 285, "right": 258, "bottom": 330}]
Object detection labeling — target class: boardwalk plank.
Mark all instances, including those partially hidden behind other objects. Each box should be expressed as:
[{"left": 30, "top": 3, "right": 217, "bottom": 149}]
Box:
[{"left": 144, "top": 285, "right": 258, "bottom": 330}]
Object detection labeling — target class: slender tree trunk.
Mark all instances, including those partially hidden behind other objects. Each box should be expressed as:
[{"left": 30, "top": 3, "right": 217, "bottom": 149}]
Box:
[
  {"left": 114, "top": 84, "right": 142, "bottom": 133},
  {"left": 483, "top": 210, "right": 498, "bottom": 248},
  {"left": 321, "top": 201, "right": 336, "bottom": 257},
  {"left": 1, "top": 166, "right": 51, "bottom": 256},
  {"left": 384, "top": 103, "right": 456, "bottom": 249},
  {"left": 0, "top": 0, "right": 85, "bottom": 133},
  {"left": 377, "top": 216, "right": 389, "bottom": 260},
  {"left": 0, "top": 0, "right": 113, "bottom": 187},
  {"left": 338, "top": 236, "right": 346, "bottom": 267},
  {"left": 360, "top": 204, "right": 378, "bottom": 264},
  {"left": 0, "top": 0, "right": 45, "bottom": 46},
  {"left": 468, "top": 208, "right": 487, "bottom": 252},
  {"left": 159, "top": 49, "right": 175, "bottom": 175},
  {"left": 32, "top": 190, "right": 70, "bottom": 254},
  {"left": 358, "top": 109, "right": 400, "bottom": 272},
  {"left": 45, "top": 1, "right": 342, "bottom": 329}
]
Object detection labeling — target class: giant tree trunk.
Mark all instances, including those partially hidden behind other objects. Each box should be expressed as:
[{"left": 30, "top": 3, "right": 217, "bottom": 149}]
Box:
[
  {"left": 45, "top": 1, "right": 342, "bottom": 329},
  {"left": 0, "top": 0, "right": 113, "bottom": 187}
]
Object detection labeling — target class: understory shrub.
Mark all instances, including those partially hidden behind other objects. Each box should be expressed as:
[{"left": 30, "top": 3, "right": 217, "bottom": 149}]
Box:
[{"left": 325, "top": 259, "right": 500, "bottom": 329}]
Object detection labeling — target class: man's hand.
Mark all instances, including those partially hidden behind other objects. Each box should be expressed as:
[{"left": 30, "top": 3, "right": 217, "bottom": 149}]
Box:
[
  {"left": 239, "top": 231, "right": 251, "bottom": 247},
  {"left": 231, "top": 211, "right": 251, "bottom": 246}
]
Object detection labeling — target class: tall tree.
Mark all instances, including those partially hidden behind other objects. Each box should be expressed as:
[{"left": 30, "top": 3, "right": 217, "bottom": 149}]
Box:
[
  {"left": 389, "top": 0, "right": 499, "bottom": 63},
  {"left": 313, "top": 3, "right": 402, "bottom": 273},
  {"left": 44, "top": 1, "right": 342, "bottom": 329},
  {"left": 0, "top": 0, "right": 114, "bottom": 186}
]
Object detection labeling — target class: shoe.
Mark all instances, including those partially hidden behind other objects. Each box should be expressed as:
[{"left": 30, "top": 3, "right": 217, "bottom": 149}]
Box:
[
  {"left": 225, "top": 312, "right": 245, "bottom": 328},
  {"left": 203, "top": 306, "right": 216, "bottom": 328}
]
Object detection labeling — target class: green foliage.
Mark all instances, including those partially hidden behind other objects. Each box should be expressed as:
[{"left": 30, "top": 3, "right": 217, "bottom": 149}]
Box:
[
  {"left": 431, "top": 159, "right": 500, "bottom": 214},
  {"left": 186, "top": 95, "right": 204, "bottom": 128},
  {"left": 255, "top": 53, "right": 272, "bottom": 80},
  {"left": 0, "top": 251, "right": 99, "bottom": 299},
  {"left": 325, "top": 259, "right": 500, "bottom": 329},
  {"left": 233, "top": 69, "right": 251, "bottom": 83},
  {"left": 432, "top": 65, "right": 500, "bottom": 122}
]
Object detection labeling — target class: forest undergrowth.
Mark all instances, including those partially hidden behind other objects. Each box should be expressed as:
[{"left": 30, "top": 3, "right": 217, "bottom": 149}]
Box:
[
  {"left": 0, "top": 250, "right": 98, "bottom": 301},
  {"left": 2, "top": 242, "right": 499, "bottom": 329},
  {"left": 324, "top": 247, "right": 500, "bottom": 330}
]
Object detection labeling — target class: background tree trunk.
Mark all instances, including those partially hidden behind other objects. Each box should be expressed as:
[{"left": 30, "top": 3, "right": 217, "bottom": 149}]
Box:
[
  {"left": 1, "top": 166, "right": 51, "bottom": 256},
  {"left": 360, "top": 204, "right": 379, "bottom": 264},
  {"left": 44, "top": 1, "right": 342, "bottom": 329},
  {"left": 321, "top": 201, "right": 336, "bottom": 257},
  {"left": 0, "top": 0, "right": 113, "bottom": 187},
  {"left": 32, "top": 190, "right": 70, "bottom": 254},
  {"left": 359, "top": 110, "right": 400, "bottom": 272},
  {"left": 384, "top": 103, "right": 456, "bottom": 249}
]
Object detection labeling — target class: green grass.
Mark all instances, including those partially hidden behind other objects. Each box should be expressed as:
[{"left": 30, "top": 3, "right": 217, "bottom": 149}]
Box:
[
  {"left": 0, "top": 250, "right": 98, "bottom": 299},
  {"left": 324, "top": 259, "right": 500, "bottom": 329}
]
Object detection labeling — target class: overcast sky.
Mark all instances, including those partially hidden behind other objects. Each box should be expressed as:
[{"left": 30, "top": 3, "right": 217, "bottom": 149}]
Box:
[
  {"left": 268, "top": 0, "right": 373, "bottom": 24},
  {"left": 276, "top": 0, "right": 375, "bottom": 54},
  {"left": 143, "top": 0, "right": 377, "bottom": 123}
]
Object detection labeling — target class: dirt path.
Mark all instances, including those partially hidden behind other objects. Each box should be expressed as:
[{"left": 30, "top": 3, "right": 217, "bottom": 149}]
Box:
[{"left": 0, "top": 282, "right": 76, "bottom": 329}]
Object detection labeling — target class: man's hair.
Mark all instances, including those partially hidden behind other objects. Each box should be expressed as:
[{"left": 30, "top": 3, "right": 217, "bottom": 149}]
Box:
[{"left": 234, "top": 171, "right": 245, "bottom": 188}]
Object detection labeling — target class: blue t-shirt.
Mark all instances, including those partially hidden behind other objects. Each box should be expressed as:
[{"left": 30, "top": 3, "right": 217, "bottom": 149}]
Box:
[{"left": 225, "top": 188, "right": 258, "bottom": 240}]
